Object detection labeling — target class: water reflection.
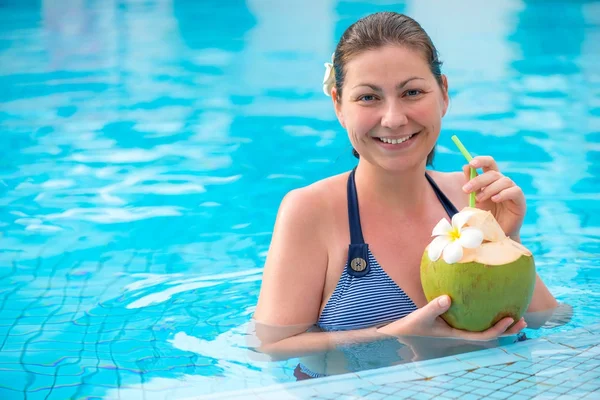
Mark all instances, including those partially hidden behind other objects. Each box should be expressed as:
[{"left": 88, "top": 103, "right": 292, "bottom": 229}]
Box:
[{"left": 249, "top": 319, "right": 520, "bottom": 378}]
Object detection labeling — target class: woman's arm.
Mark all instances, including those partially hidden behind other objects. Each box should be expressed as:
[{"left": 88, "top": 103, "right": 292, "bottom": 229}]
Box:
[
  {"left": 527, "top": 274, "right": 558, "bottom": 312},
  {"left": 254, "top": 186, "right": 329, "bottom": 326},
  {"left": 252, "top": 184, "right": 388, "bottom": 359},
  {"left": 252, "top": 294, "right": 525, "bottom": 360}
]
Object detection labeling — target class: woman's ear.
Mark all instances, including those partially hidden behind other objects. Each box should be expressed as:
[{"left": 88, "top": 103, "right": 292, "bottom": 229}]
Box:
[
  {"left": 441, "top": 75, "right": 449, "bottom": 117},
  {"left": 331, "top": 87, "right": 346, "bottom": 128}
]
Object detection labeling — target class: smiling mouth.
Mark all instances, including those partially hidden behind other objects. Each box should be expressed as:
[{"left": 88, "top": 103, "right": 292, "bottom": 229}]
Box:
[{"left": 375, "top": 131, "right": 419, "bottom": 144}]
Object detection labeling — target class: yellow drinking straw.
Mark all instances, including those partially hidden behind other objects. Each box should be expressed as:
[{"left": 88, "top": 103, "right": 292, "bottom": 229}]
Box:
[{"left": 451, "top": 135, "right": 477, "bottom": 208}]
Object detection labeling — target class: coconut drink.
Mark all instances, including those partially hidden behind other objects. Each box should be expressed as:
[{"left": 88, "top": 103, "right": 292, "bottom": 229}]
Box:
[
  {"left": 420, "top": 135, "right": 536, "bottom": 332},
  {"left": 420, "top": 207, "right": 536, "bottom": 332}
]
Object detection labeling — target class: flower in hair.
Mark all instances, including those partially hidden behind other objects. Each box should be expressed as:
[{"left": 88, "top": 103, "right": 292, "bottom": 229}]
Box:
[{"left": 322, "top": 53, "right": 335, "bottom": 97}]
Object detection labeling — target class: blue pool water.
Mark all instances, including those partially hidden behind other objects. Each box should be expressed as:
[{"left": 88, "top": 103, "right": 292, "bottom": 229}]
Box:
[{"left": 0, "top": 0, "right": 599, "bottom": 398}]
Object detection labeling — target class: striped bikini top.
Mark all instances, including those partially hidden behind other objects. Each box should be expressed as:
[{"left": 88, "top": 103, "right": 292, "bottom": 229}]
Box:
[{"left": 317, "top": 168, "right": 459, "bottom": 332}]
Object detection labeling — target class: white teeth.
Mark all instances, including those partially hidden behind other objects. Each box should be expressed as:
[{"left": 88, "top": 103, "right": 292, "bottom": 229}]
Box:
[{"left": 378, "top": 134, "right": 414, "bottom": 144}]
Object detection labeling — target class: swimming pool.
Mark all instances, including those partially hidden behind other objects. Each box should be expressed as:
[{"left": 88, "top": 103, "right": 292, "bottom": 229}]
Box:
[{"left": 0, "top": 0, "right": 598, "bottom": 399}]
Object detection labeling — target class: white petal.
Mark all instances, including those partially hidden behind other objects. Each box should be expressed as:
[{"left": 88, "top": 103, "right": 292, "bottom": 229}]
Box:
[
  {"left": 322, "top": 63, "right": 336, "bottom": 96},
  {"left": 428, "top": 236, "right": 451, "bottom": 261},
  {"left": 431, "top": 218, "right": 452, "bottom": 237},
  {"left": 458, "top": 227, "right": 484, "bottom": 249},
  {"left": 443, "top": 240, "right": 464, "bottom": 264},
  {"left": 451, "top": 210, "right": 475, "bottom": 230}
]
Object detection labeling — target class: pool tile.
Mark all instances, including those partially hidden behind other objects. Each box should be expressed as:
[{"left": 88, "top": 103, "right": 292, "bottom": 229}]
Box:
[
  {"left": 560, "top": 380, "right": 586, "bottom": 389},
  {"left": 519, "top": 362, "right": 555, "bottom": 375},
  {"left": 312, "top": 380, "right": 363, "bottom": 394},
  {"left": 480, "top": 382, "right": 505, "bottom": 391},
  {"left": 510, "top": 379, "right": 537, "bottom": 389},
  {"left": 280, "top": 385, "right": 321, "bottom": 399},
  {"left": 503, "top": 339, "right": 580, "bottom": 359},
  {"left": 259, "top": 391, "right": 303, "bottom": 400},
  {"left": 359, "top": 392, "right": 386, "bottom": 400},
  {"left": 548, "top": 385, "right": 573, "bottom": 395},
  {"left": 577, "top": 370, "right": 600, "bottom": 383},
  {"left": 437, "top": 390, "right": 464, "bottom": 399},
  {"left": 494, "top": 377, "right": 519, "bottom": 387},
  {"left": 445, "top": 377, "right": 471, "bottom": 386},
  {"left": 420, "top": 386, "right": 445, "bottom": 396},
  {"left": 577, "top": 382, "right": 600, "bottom": 392},
  {"left": 488, "top": 369, "right": 512, "bottom": 379},
  {"left": 503, "top": 383, "right": 527, "bottom": 393},
  {"left": 360, "top": 370, "right": 422, "bottom": 386},
  {"left": 447, "top": 370, "right": 468, "bottom": 378},
  {"left": 451, "top": 384, "right": 478, "bottom": 394},
  {"left": 556, "top": 360, "right": 582, "bottom": 369},
  {"left": 431, "top": 374, "right": 455, "bottom": 382},
  {"left": 501, "top": 361, "right": 534, "bottom": 372},
  {"left": 470, "top": 388, "right": 495, "bottom": 397},
  {"left": 376, "top": 385, "right": 399, "bottom": 395},
  {"left": 385, "top": 382, "right": 412, "bottom": 390},
  {"left": 487, "top": 391, "right": 514, "bottom": 399},
  {"left": 476, "top": 374, "right": 499, "bottom": 383},
  {"left": 517, "top": 387, "right": 544, "bottom": 397},
  {"left": 536, "top": 366, "right": 573, "bottom": 377},
  {"left": 454, "top": 348, "right": 523, "bottom": 368},
  {"left": 352, "top": 388, "right": 374, "bottom": 397},
  {"left": 405, "top": 393, "right": 435, "bottom": 400},
  {"left": 408, "top": 358, "right": 474, "bottom": 379},
  {"left": 509, "top": 395, "right": 534, "bottom": 400},
  {"left": 391, "top": 389, "right": 418, "bottom": 399},
  {"left": 413, "top": 379, "right": 444, "bottom": 388},
  {"left": 458, "top": 394, "right": 481, "bottom": 400}
]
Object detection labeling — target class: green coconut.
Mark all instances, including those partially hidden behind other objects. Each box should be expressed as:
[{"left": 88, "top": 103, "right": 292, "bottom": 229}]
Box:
[{"left": 420, "top": 208, "right": 537, "bottom": 332}]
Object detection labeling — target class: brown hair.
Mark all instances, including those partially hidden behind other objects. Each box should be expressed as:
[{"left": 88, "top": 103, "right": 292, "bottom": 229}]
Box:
[{"left": 333, "top": 12, "right": 444, "bottom": 165}]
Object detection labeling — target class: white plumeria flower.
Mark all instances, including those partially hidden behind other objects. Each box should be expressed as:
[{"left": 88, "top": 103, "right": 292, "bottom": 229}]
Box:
[
  {"left": 322, "top": 53, "right": 335, "bottom": 96},
  {"left": 428, "top": 211, "right": 484, "bottom": 264}
]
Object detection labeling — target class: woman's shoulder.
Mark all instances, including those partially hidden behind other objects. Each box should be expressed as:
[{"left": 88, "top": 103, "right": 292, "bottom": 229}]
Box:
[
  {"left": 427, "top": 170, "right": 469, "bottom": 210},
  {"left": 277, "top": 172, "right": 349, "bottom": 225}
]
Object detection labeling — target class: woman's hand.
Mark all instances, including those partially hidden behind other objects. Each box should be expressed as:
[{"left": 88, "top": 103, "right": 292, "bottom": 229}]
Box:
[
  {"left": 462, "top": 156, "right": 526, "bottom": 239},
  {"left": 376, "top": 295, "right": 527, "bottom": 341}
]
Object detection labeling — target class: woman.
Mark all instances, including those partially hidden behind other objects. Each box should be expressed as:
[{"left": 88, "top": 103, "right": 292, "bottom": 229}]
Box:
[{"left": 253, "top": 12, "right": 558, "bottom": 360}]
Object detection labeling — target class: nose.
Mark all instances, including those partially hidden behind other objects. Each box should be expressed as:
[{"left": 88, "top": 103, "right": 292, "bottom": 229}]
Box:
[{"left": 381, "top": 100, "right": 408, "bottom": 130}]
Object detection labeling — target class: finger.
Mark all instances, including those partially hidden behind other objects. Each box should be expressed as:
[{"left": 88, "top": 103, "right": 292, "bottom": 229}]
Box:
[
  {"left": 476, "top": 176, "right": 514, "bottom": 202},
  {"left": 490, "top": 186, "right": 526, "bottom": 208},
  {"left": 449, "top": 317, "right": 514, "bottom": 341},
  {"left": 466, "top": 318, "right": 515, "bottom": 341},
  {"left": 462, "top": 164, "right": 479, "bottom": 178},
  {"left": 423, "top": 295, "right": 452, "bottom": 319},
  {"left": 481, "top": 317, "right": 516, "bottom": 340},
  {"left": 505, "top": 318, "right": 527, "bottom": 335},
  {"left": 462, "top": 164, "right": 470, "bottom": 181},
  {"left": 470, "top": 156, "right": 499, "bottom": 172},
  {"left": 462, "top": 170, "right": 503, "bottom": 194}
]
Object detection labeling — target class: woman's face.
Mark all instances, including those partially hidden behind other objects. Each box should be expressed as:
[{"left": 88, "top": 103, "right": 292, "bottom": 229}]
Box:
[{"left": 333, "top": 45, "right": 449, "bottom": 172}]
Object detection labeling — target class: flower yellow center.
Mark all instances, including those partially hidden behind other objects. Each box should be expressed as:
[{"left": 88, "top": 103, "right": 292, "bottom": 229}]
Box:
[{"left": 449, "top": 227, "right": 461, "bottom": 241}]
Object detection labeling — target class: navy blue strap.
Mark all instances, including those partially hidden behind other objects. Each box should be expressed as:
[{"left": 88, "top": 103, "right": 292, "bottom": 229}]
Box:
[
  {"left": 425, "top": 173, "right": 459, "bottom": 218},
  {"left": 347, "top": 167, "right": 365, "bottom": 244},
  {"left": 347, "top": 168, "right": 370, "bottom": 277}
]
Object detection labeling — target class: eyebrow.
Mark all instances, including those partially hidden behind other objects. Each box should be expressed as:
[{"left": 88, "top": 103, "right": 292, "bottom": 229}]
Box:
[{"left": 352, "top": 77, "right": 425, "bottom": 91}]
